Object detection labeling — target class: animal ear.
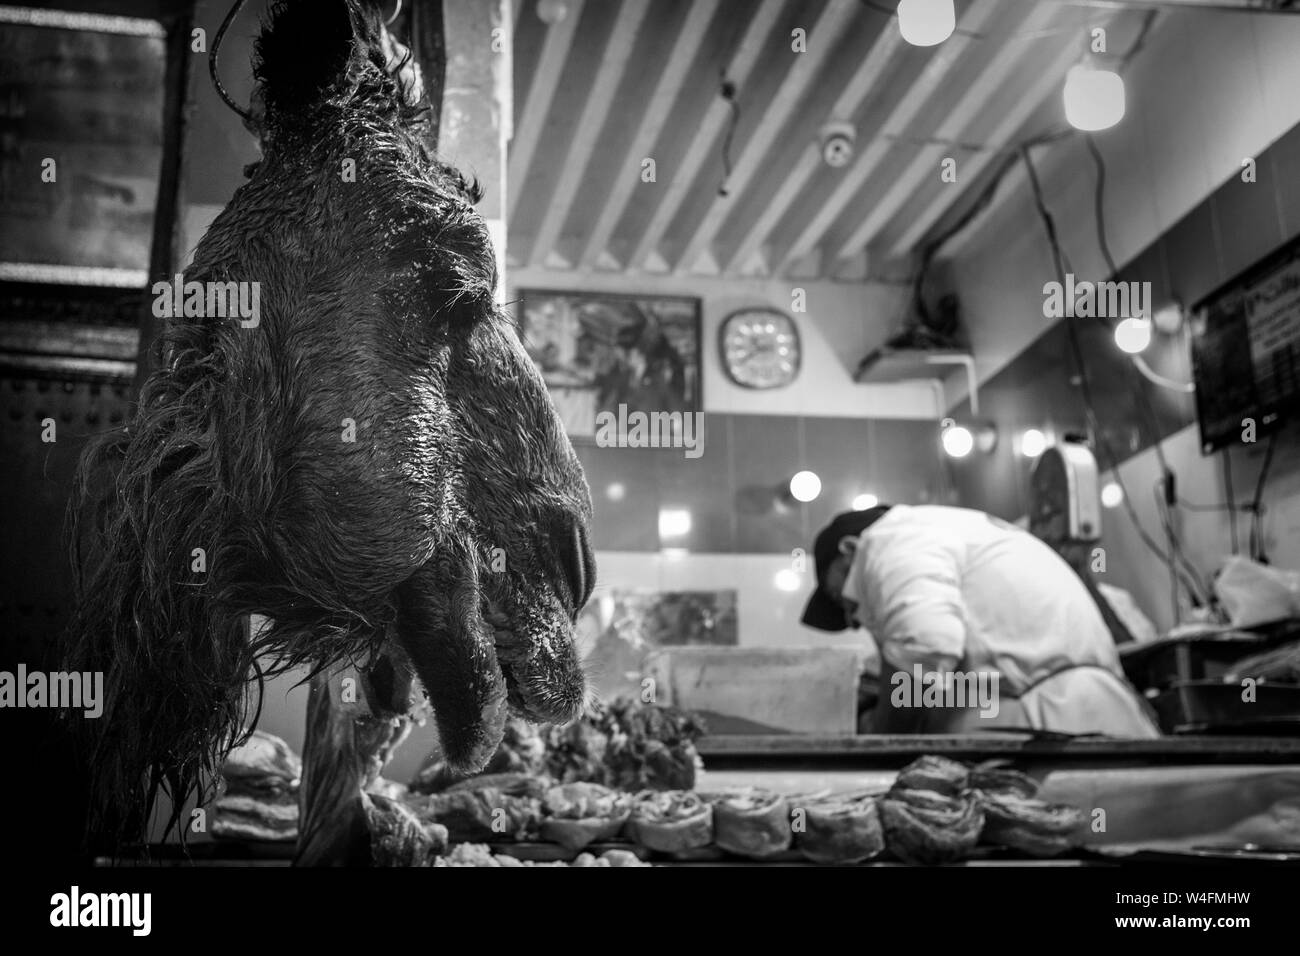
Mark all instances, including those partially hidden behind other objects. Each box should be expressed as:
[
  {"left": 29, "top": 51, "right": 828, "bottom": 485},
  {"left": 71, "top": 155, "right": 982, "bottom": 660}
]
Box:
[{"left": 254, "top": 0, "right": 370, "bottom": 117}]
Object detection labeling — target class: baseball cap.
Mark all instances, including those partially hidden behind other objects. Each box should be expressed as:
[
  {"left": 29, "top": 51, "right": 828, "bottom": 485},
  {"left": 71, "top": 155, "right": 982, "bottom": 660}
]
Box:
[{"left": 801, "top": 505, "right": 892, "bottom": 631}]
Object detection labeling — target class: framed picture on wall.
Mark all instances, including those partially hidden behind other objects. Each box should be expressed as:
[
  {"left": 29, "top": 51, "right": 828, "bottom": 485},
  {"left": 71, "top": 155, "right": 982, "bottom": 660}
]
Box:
[
  {"left": 575, "top": 588, "right": 737, "bottom": 701},
  {"left": 0, "top": 7, "right": 167, "bottom": 287},
  {"left": 517, "top": 289, "right": 702, "bottom": 439}
]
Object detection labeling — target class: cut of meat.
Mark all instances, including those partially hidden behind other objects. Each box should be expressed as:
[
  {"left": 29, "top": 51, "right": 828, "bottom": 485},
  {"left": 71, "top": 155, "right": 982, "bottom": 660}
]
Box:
[
  {"left": 892, "top": 755, "right": 969, "bottom": 796},
  {"left": 211, "top": 792, "right": 299, "bottom": 842},
  {"left": 794, "top": 795, "right": 885, "bottom": 864},
  {"left": 625, "top": 790, "right": 714, "bottom": 853},
  {"left": 404, "top": 788, "right": 541, "bottom": 842},
  {"left": 968, "top": 766, "right": 1040, "bottom": 799},
  {"left": 710, "top": 789, "right": 792, "bottom": 858},
  {"left": 974, "top": 790, "right": 1086, "bottom": 857},
  {"left": 879, "top": 791, "right": 984, "bottom": 864},
  {"left": 363, "top": 791, "right": 447, "bottom": 867},
  {"left": 538, "top": 782, "right": 633, "bottom": 851},
  {"left": 220, "top": 730, "right": 302, "bottom": 797}
]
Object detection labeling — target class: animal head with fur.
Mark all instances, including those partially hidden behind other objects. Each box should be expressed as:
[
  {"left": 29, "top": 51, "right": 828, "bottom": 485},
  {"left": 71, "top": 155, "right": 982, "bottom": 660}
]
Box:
[{"left": 65, "top": 0, "right": 594, "bottom": 842}]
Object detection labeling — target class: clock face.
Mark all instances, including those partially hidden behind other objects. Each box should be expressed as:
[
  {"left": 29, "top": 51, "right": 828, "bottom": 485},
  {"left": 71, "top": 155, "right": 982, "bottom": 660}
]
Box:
[{"left": 719, "top": 308, "right": 801, "bottom": 389}]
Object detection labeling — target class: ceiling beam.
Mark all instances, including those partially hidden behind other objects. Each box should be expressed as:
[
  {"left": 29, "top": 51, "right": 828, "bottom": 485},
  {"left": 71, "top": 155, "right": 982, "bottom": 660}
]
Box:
[
  {"left": 774, "top": 0, "right": 1003, "bottom": 276},
  {"left": 887, "top": 7, "right": 1126, "bottom": 260},
  {"left": 507, "top": 0, "right": 585, "bottom": 220},
  {"left": 828, "top": 0, "right": 1061, "bottom": 268},
  {"left": 625, "top": 0, "right": 784, "bottom": 272},
  {"left": 722, "top": 16, "right": 906, "bottom": 276},
  {"left": 673, "top": 0, "right": 861, "bottom": 275},
  {"left": 576, "top": 0, "right": 720, "bottom": 271},
  {"left": 525, "top": 0, "right": 653, "bottom": 266}
]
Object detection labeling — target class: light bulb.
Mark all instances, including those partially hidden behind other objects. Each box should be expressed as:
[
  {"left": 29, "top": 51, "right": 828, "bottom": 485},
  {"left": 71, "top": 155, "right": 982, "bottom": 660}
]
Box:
[
  {"left": 1064, "top": 63, "right": 1125, "bottom": 131},
  {"left": 658, "top": 509, "right": 691, "bottom": 539},
  {"left": 774, "top": 569, "right": 802, "bottom": 592},
  {"left": 1114, "top": 316, "right": 1152, "bottom": 354},
  {"left": 852, "top": 493, "right": 879, "bottom": 511},
  {"left": 897, "top": 0, "right": 955, "bottom": 47},
  {"left": 536, "top": 0, "right": 569, "bottom": 25},
  {"left": 1101, "top": 481, "right": 1124, "bottom": 508},
  {"left": 942, "top": 424, "right": 974, "bottom": 459},
  {"left": 1020, "top": 429, "right": 1047, "bottom": 458},
  {"left": 789, "top": 470, "right": 822, "bottom": 503},
  {"left": 606, "top": 482, "right": 626, "bottom": 502}
]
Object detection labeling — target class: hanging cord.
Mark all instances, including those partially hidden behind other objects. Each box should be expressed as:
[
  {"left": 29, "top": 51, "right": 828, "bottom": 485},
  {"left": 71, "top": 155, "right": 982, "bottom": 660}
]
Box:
[
  {"left": 911, "top": 128, "right": 1073, "bottom": 325},
  {"left": 1086, "top": 132, "right": 1209, "bottom": 600},
  {"left": 210, "top": 0, "right": 252, "bottom": 123},
  {"left": 1021, "top": 143, "right": 1207, "bottom": 609},
  {"left": 1248, "top": 430, "right": 1279, "bottom": 563},
  {"left": 1223, "top": 446, "right": 1238, "bottom": 555},
  {"left": 718, "top": 77, "right": 740, "bottom": 197}
]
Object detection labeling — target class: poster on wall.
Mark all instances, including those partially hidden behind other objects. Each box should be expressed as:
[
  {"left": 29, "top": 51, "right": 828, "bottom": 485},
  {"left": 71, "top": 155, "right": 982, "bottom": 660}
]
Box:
[
  {"left": 517, "top": 289, "right": 702, "bottom": 439},
  {"left": 0, "top": 8, "right": 166, "bottom": 287},
  {"left": 575, "top": 588, "right": 737, "bottom": 701}
]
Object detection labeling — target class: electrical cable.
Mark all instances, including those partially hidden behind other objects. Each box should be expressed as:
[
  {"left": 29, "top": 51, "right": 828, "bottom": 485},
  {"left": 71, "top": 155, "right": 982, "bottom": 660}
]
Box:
[
  {"left": 1022, "top": 144, "right": 1207, "bottom": 608},
  {"left": 1133, "top": 353, "right": 1196, "bottom": 393},
  {"left": 1153, "top": 484, "right": 1180, "bottom": 625},
  {"left": 1117, "top": 9, "right": 1159, "bottom": 72},
  {"left": 1223, "top": 446, "right": 1238, "bottom": 555},
  {"left": 1153, "top": 479, "right": 1210, "bottom": 608},
  {"left": 718, "top": 79, "right": 740, "bottom": 197},
  {"left": 1249, "top": 430, "right": 1279, "bottom": 563},
  {"left": 1087, "top": 132, "right": 1228, "bottom": 601},
  {"left": 912, "top": 127, "right": 1074, "bottom": 324}
]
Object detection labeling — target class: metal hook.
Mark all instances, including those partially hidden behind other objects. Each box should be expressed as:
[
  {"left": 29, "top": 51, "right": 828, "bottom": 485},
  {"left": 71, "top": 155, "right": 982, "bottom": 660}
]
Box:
[{"left": 210, "top": 0, "right": 252, "bottom": 123}]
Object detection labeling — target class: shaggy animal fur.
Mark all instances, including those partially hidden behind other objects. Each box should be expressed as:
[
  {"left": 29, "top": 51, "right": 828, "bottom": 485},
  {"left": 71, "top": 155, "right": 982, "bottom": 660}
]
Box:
[{"left": 65, "top": 0, "right": 594, "bottom": 842}]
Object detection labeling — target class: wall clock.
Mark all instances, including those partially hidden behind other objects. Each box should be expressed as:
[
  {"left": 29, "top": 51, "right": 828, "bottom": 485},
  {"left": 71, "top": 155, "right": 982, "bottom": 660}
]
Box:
[{"left": 718, "top": 307, "right": 801, "bottom": 389}]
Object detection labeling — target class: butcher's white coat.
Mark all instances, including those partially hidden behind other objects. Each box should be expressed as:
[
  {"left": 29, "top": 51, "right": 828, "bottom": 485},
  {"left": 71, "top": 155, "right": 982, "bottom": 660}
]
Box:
[{"left": 841, "top": 505, "right": 1160, "bottom": 738}]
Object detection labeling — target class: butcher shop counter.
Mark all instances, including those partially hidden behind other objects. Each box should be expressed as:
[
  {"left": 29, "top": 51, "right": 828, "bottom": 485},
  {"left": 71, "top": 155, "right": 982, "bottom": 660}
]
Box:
[{"left": 694, "top": 733, "right": 1300, "bottom": 859}]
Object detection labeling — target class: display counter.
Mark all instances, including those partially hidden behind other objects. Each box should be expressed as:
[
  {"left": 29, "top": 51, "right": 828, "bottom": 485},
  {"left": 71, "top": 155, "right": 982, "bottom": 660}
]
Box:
[{"left": 694, "top": 734, "right": 1300, "bottom": 861}]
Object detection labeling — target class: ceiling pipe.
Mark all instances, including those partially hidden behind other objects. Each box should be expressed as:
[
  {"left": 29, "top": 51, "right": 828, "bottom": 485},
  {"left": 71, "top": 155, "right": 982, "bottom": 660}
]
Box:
[{"left": 925, "top": 352, "right": 980, "bottom": 417}]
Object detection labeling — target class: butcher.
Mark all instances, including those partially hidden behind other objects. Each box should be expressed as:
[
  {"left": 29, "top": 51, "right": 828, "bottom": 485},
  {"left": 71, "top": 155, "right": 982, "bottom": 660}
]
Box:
[{"left": 802, "top": 505, "right": 1160, "bottom": 737}]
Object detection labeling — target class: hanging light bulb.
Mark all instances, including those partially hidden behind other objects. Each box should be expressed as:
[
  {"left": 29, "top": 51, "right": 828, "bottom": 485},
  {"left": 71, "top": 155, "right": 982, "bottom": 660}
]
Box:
[
  {"left": 789, "top": 471, "right": 822, "bottom": 503},
  {"left": 897, "top": 0, "right": 955, "bottom": 47},
  {"left": 1063, "top": 61, "right": 1125, "bottom": 131},
  {"left": 774, "top": 569, "right": 802, "bottom": 592},
  {"left": 941, "top": 424, "right": 975, "bottom": 459},
  {"left": 1114, "top": 316, "right": 1152, "bottom": 354},
  {"left": 1019, "top": 429, "right": 1048, "bottom": 459},
  {"left": 1101, "top": 481, "right": 1124, "bottom": 508},
  {"left": 536, "top": 0, "right": 569, "bottom": 26}
]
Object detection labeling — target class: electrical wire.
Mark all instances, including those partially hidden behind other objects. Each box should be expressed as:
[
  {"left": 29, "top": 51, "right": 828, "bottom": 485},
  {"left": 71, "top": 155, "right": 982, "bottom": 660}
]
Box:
[
  {"left": 1117, "top": 9, "right": 1159, "bottom": 72},
  {"left": 1133, "top": 353, "right": 1196, "bottom": 393},
  {"left": 1249, "top": 430, "right": 1279, "bottom": 563},
  {"left": 718, "top": 79, "right": 740, "bottom": 197},
  {"left": 912, "top": 127, "right": 1074, "bottom": 325},
  {"left": 1153, "top": 484, "right": 1181, "bottom": 624},
  {"left": 1223, "top": 446, "right": 1238, "bottom": 555},
  {"left": 1022, "top": 144, "right": 1207, "bottom": 608}
]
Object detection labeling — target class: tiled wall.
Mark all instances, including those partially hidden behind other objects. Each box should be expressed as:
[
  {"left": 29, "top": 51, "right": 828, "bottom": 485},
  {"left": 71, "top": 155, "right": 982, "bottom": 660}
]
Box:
[
  {"left": 945, "top": 115, "right": 1300, "bottom": 632},
  {"left": 575, "top": 412, "right": 951, "bottom": 553},
  {"left": 949, "top": 115, "right": 1300, "bottom": 522}
]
